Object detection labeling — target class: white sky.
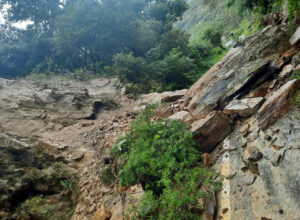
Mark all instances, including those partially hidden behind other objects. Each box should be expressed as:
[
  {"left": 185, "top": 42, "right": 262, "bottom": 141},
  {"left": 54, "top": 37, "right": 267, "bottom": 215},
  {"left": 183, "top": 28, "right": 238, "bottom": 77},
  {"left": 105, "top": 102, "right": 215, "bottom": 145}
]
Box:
[{"left": 0, "top": 4, "right": 33, "bottom": 29}]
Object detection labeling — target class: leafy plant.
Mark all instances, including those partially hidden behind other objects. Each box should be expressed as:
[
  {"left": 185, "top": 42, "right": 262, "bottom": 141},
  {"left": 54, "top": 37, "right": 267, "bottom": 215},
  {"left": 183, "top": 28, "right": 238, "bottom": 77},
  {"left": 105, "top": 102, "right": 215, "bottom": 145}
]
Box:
[
  {"left": 111, "top": 105, "right": 221, "bottom": 219},
  {"left": 18, "top": 195, "right": 55, "bottom": 219},
  {"left": 100, "top": 165, "right": 116, "bottom": 186}
]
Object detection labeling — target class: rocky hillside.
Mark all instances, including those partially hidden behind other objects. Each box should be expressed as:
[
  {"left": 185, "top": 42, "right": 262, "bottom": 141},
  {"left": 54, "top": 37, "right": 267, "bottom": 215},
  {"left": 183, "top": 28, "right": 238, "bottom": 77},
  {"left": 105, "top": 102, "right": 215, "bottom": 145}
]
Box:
[
  {"left": 147, "top": 24, "right": 300, "bottom": 220},
  {"left": 0, "top": 77, "right": 140, "bottom": 220},
  {"left": 0, "top": 21, "right": 299, "bottom": 220}
]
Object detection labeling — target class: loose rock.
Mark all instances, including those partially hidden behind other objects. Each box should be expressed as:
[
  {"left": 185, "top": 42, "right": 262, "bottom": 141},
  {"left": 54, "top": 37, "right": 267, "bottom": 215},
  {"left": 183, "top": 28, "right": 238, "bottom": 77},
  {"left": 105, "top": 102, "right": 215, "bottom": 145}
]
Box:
[
  {"left": 168, "top": 111, "right": 194, "bottom": 124},
  {"left": 191, "top": 111, "right": 232, "bottom": 152},
  {"left": 258, "top": 79, "right": 300, "bottom": 130},
  {"left": 93, "top": 205, "right": 112, "bottom": 220},
  {"left": 223, "top": 97, "right": 264, "bottom": 117},
  {"left": 271, "top": 152, "right": 282, "bottom": 166}
]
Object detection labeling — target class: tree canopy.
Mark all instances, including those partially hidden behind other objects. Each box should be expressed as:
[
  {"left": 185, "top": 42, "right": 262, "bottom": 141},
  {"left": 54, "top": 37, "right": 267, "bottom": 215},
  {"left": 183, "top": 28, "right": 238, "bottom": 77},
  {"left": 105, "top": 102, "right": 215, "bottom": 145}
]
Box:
[{"left": 0, "top": 0, "right": 296, "bottom": 92}]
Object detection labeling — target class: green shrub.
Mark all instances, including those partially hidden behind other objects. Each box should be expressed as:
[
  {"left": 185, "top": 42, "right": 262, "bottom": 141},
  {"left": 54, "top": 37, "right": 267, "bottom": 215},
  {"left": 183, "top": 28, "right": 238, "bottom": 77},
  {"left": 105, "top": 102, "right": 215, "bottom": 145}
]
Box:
[
  {"left": 18, "top": 195, "right": 55, "bottom": 219},
  {"left": 100, "top": 165, "right": 116, "bottom": 186},
  {"left": 111, "top": 105, "right": 221, "bottom": 219},
  {"left": 291, "top": 70, "right": 300, "bottom": 108}
]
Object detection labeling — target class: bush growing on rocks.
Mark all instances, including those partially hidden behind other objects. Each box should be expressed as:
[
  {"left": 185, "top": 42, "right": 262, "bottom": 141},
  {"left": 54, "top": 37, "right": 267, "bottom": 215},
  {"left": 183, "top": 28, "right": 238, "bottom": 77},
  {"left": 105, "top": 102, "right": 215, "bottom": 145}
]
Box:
[{"left": 111, "top": 105, "right": 221, "bottom": 219}]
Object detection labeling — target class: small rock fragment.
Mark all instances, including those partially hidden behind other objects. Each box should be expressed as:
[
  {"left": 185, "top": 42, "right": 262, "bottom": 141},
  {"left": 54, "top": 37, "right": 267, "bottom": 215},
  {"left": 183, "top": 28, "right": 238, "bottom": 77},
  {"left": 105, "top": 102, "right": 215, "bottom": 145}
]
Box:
[
  {"left": 72, "top": 151, "right": 85, "bottom": 161},
  {"left": 289, "top": 26, "right": 300, "bottom": 46},
  {"left": 93, "top": 205, "right": 112, "bottom": 220},
  {"left": 240, "top": 124, "right": 250, "bottom": 137},
  {"left": 244, "top": 174, "right": 256, "bottom": 186},
  {"left": 271, "top": 152, "right": 281, "bottom": 166},
  {"left": 203, "top": 192, "right": 217, "bottom": 220},
  {"left": 168, "top": 111, "right": 194, "bottom": 124},
  {"left": 278, "top": 64, "right": 293, "bottom": 81},
  {"left": 243, "top": 159, "right": 260, "bottom": 175},
  {"left": 58, "top": 145, "right": 68, "bottom": 151},
  {"left": 264, "top": 135, "right": 272, "bottom": 141},
  {"left": 261, "top": 217, "right": 272, "bottom": 220},
  {"left": 272, "top": 145, "right": 281, "bottom": 150},
  {"left": 222, "top": 208, "right": 229, "bottom": 214},
  {"left": 241, "top": 139, "right": 247, "bottom": 148},
  {"left": 241, "top": 164, "right": 248, "bottom": 171},
  {"left": 203, "top": 153, "right": 213, "bottom": 167},
  {"left": 246, "top": 147, "right": 263, "bottom": 162},
  {"left": 271, "top": 128, "right": 280, "bottom": 135}
]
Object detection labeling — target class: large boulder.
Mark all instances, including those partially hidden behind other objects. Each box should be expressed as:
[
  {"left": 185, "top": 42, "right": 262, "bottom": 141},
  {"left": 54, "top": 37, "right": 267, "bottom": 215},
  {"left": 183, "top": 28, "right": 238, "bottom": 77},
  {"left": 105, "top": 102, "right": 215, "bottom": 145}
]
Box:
[
  {"left": 191, "top": 111, "right": 232, "bottom": 152},
  {"left": 258, "top": 79, "right": 300, "bottom": 130}
]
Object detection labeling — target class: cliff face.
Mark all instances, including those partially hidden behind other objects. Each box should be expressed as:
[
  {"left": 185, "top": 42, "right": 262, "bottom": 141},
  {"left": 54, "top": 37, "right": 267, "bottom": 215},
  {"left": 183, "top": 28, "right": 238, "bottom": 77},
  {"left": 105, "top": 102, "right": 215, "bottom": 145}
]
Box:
[{"left": 161, "top": 24, "right": 299, "bottom": 220}]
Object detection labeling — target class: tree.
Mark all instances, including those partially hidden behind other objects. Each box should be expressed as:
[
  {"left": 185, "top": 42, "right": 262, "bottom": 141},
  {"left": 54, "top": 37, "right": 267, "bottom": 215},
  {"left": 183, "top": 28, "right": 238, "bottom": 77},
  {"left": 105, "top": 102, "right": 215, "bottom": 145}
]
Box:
[{"left": 203, "top": 25, "right": 223, "bottom": 48}]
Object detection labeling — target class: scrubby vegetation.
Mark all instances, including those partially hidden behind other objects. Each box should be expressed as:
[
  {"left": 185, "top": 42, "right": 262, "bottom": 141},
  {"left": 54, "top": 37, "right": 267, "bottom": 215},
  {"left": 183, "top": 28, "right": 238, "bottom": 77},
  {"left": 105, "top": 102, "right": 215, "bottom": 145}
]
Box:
[
  {"left": 110, "top": 105, "right": 221, "bottom": 219},
  {"left": 177, "top": 0, "right": 299, "bottom": 52}
]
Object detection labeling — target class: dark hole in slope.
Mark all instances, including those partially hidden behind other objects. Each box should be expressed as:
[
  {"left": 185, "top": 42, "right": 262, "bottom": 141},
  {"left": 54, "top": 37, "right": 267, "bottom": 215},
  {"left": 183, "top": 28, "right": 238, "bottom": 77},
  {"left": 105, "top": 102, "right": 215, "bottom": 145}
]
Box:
[{"left": 85, "top": 101, "right": 103, "bottom": 120}]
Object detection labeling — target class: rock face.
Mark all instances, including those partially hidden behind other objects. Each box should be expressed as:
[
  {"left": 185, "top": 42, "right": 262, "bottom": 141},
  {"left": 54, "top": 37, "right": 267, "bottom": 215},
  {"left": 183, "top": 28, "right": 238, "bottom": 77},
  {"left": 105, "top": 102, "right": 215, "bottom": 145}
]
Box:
[
  {"left": 0, "top": 134, "right": 77, "bottom": 220},
  {"left": 191, "top": 111, "right": 232, "bottom": 152},
  {"left": 0, "top": 77, "right": 123, "bottom": 137},
  {"left": 0, "top": 76, "right": 138, "bottom": 220},
  {"left": 258, "top": 79, "right": 299, "bottom": 130},
  {"left": 165, "top": 24, "right": 300, "bottom": 220}
]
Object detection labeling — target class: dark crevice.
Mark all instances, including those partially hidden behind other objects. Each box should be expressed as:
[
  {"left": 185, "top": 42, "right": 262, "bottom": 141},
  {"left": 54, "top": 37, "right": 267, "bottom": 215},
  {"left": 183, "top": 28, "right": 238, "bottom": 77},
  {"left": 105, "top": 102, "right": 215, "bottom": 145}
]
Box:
[{"left": 85, "top": 101, "right": 103, "bottom": 120}]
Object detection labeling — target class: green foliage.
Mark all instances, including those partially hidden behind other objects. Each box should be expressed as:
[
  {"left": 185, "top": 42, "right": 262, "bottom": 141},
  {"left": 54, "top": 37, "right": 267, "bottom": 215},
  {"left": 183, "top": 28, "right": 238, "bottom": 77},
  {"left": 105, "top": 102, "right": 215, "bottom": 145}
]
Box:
[
  {"left": 231, "top": 16, "right": 263, "bottom": 40},
  {"left": 53, "top": 162, "right": 80, "bottom": 203},
  {"left": 291, "top": 70, "right": 300, "bottom": 108},
  {"left": 60, "top": 179, "right": 72, "bottom": 191},
  {"left": 203, "top": 25, "right": 224, "bottom": 48},
  {"left": 100, "top": 165, "right": 116, "bottom": 186},
  {"left": 111, "top": 105, "right": 221, "bottom": 219},
  {"left": 18, "top": 195, "right": 55, "bottom": 220}
]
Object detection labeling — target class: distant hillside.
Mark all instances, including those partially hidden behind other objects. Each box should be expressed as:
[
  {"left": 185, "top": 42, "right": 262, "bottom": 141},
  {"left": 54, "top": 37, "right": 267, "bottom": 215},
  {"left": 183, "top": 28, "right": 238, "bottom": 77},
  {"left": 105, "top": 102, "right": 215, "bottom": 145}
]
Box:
[{"left": 176, "top": 0, "right": 249, "bottom": 45}]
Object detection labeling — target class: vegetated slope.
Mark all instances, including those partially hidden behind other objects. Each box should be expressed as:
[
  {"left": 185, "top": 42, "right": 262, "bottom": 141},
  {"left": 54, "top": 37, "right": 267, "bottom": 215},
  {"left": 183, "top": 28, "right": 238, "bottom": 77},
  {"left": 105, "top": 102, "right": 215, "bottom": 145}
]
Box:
[{"left": 176, "top": 0, "right": 244, "bottom": 45}]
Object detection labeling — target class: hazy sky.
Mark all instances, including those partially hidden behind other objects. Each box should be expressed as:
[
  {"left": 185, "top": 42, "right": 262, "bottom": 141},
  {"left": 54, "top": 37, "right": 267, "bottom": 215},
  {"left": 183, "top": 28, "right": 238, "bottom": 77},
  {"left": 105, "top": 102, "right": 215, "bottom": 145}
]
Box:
[
  {"left": 0, "top": 12, "right": 4, "bottom": 24},
  {"left": 0, "top": 10, "right": 32, "bottom": 29}
]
